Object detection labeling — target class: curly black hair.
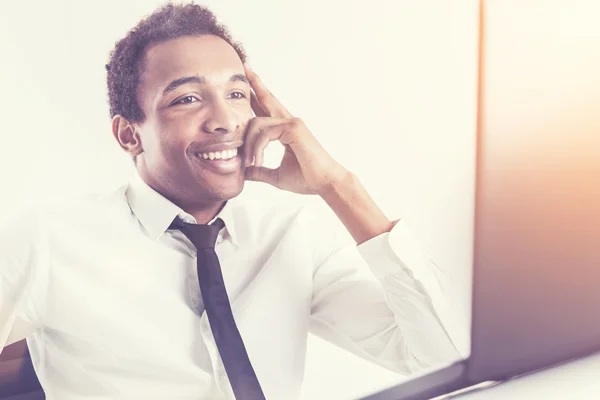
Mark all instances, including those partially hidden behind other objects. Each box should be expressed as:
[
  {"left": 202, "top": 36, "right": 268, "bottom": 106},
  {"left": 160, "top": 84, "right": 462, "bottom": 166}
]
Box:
[{"left": 105, "top": 2, "right": 247, "bottom": 124}]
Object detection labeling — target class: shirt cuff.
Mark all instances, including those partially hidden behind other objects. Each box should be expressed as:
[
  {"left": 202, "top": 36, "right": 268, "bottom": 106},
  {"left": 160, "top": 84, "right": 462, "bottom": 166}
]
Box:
[{"left": 356, "top": 218, "right": 430, "bottom": 282}]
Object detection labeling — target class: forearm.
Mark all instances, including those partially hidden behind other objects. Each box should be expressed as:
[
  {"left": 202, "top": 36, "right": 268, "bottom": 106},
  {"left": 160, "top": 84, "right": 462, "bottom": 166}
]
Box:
[
  {"left": 311, "top": 233, "right": 462, "bottom": 374},
  {"left": 380, "top": 270, "right": 462, "bottom": 369},
  {"left": 319, "top": 171, "right": 395, "bottom": 245},
  {"left": 318, "top": 172, "right": 461, "bottom": 369},
  {"left": 354, "top": 221, "right": 464, "bottom": 370}
]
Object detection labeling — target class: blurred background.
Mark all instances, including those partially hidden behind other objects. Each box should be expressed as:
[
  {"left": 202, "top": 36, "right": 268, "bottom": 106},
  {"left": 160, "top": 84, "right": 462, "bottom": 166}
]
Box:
[{"left": 0, "top": 1, "right": 478, "bottom": 398}]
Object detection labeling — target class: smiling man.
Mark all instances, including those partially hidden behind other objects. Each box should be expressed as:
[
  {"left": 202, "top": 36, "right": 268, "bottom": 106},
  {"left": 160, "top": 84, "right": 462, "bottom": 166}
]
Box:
[{"left": 0, "top": 3, "right": 461, "bottom": 400}]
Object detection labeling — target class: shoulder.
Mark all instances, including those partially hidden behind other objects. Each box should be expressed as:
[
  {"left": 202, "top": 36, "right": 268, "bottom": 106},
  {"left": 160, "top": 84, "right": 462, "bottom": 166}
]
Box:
[{"left": 0, "top": 183, "right": 131, "bottom": 235}]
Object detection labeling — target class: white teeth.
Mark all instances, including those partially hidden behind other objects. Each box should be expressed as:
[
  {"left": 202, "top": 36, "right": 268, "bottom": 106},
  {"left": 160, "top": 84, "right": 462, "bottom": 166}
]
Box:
[{"left": 198, "top": 148, "right": 238, "bottom": 161}]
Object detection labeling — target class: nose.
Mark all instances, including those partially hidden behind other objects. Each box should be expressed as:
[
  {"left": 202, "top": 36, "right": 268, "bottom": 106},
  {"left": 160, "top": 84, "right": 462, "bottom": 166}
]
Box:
[{"left": 202, "top": 99, "right": 240, "bottom": 134}]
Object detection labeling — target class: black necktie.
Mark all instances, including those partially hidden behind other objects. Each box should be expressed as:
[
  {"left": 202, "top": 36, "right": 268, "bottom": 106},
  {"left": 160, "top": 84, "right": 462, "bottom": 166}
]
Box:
[{"left": 169, "top": 216, "right": 266, "bottom": 400}]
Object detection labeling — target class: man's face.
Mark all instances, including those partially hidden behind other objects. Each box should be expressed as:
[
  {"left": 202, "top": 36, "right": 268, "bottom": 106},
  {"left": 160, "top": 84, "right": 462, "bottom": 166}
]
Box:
[{"left": 134, "top": 34, "right": 252, "bottom": 207}]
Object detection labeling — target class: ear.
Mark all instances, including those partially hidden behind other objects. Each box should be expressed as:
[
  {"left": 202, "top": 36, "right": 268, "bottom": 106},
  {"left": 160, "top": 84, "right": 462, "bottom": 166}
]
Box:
[{"left": 112, "top": 115, "right": 143, "bottom": 158}]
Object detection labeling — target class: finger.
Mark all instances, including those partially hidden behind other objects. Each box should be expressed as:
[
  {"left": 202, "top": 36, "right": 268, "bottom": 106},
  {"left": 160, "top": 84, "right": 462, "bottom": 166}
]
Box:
[
  {"left": 252, "top": 127, "right": 278, "bottom": 168},
  {"left": 250, "top": 91, "right": 269, "bottom": 117},
  {"left": 246, "top": 119, "right": 298, "bottom": 167},
  {"left": 251, "top": 120, "right": 299, "bottom": 168},
  {"left": 243, "top": 117, "right": 289, "bottom": 167},
  {"left": 244, "top": 64, "right": 293, "bottom": 118},
  {"left": 243, "top": 117, "right": 264, "bottom": 167},
  {"left": 245, "top": 165, "right": 279, "bottom": 186}
]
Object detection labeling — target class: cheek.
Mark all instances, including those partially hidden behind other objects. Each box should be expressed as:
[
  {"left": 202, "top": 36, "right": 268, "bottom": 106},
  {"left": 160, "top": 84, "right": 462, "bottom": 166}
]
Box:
[
  {"left": 158, "top": 131, "right": 189, "bottom": 160},
  {"left": 157, "top": 115, "right": 197, "bottom": 153},
  {"left": 235, "top": 106, "right": 254, "bottom": 129}
]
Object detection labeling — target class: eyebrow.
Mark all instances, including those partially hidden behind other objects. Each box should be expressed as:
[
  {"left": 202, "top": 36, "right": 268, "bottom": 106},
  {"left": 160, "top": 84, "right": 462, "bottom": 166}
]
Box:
[{"left": 162, "top": 74, "right": 250, "bottom": 95}]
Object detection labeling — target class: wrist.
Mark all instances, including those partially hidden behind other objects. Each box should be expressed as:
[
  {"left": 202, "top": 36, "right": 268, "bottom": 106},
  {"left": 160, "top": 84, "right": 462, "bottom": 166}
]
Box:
[
  {"left": 318, "top": 169, "right": 393, "bottom": 244},
  {"left": 317, "top": 168, "right": 355, "bottom": 199}
]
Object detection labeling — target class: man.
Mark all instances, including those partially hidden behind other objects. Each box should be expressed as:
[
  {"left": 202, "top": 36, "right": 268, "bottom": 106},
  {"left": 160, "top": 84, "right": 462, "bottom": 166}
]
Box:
[{"left": 0, "top": 2, "right": 461, "bottom": 399}]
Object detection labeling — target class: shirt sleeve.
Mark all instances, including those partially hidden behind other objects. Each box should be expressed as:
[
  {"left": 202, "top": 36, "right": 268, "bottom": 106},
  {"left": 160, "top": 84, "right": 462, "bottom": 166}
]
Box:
[
  {"left": 309, "top": 216, "right": 463, "bottom": 376},
  {"left": 0, "top": 207, "right": 45, "bottom": 353}
]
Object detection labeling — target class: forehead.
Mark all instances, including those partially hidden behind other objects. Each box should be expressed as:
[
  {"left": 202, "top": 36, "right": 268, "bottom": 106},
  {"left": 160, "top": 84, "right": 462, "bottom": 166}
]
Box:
[{"left": 141, "top": 34, "right": 243, "bottom": 89}]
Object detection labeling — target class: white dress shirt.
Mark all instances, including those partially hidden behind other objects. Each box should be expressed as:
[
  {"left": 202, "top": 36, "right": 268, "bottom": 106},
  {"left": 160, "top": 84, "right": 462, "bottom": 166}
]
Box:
[{"left": 0, "top": 171, "right": 460, "bottom": 399}]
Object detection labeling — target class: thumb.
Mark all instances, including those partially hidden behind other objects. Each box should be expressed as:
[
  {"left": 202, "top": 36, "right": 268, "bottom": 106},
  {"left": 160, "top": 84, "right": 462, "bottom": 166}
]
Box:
[{"left": 244, "top": 166, "right": 279, "bottom": 186}]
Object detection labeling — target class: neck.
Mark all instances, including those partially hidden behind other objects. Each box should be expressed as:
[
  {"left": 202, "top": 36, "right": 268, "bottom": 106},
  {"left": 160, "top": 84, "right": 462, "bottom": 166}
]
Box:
[
  {"left": 184, "top": 201, "right": 227, "bottom": 225},
  {"left": 136, "top": 168, "right": 226, "bottom": 225}
]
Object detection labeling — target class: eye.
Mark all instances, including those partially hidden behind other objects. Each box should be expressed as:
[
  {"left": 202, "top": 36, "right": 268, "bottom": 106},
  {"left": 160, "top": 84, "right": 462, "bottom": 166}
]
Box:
[
  {"left": 228, "top": 91, "right": 247, "bottom": 100},
  {"left": 173, "top": 95, "right": 199, "bottom": 105}
]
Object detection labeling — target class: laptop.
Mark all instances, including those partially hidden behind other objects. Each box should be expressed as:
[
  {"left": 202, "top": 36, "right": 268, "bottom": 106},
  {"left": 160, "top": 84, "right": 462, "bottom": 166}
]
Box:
[{"left": 360, "top": 1, "right": 600, "bottom": 399}]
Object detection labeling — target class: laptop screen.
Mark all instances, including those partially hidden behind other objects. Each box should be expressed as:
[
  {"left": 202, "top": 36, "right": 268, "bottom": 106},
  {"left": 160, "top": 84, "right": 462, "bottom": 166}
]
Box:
[{"left": 468, "top": 0, "right": 600, "bottom": 381}]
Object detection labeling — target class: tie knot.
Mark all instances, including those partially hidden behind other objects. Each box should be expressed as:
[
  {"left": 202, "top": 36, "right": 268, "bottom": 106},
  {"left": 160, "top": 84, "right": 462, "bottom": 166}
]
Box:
[{"left": 169, "top": 217, "right": 225, "bottom": 249}]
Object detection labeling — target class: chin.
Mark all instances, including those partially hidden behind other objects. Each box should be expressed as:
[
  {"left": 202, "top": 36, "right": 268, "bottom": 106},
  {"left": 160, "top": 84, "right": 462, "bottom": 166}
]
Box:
[
  {"left": 207, "top": 175, "right": 245, "bottom": 201},
  {"left": 220, "top": 182, "right": 245, "bottom": 200}
]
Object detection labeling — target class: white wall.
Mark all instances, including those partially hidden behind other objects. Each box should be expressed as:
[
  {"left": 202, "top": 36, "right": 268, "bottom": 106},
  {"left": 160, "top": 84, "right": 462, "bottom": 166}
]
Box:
[{"left": 0, "top": 1, "right": 479, "bottom": 398}]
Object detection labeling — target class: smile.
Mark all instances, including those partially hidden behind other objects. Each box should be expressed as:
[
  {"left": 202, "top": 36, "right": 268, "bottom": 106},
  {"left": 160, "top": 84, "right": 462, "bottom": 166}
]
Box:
[
  {"left": 196, "top": 147, "right": 238, "bottom": 160},
  {"left": 191, "top": 146, "right": 242, "bottom": 175}
]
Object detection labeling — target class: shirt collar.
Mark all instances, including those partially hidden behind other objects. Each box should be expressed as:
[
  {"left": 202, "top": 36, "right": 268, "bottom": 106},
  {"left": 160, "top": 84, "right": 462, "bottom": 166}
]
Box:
[{"left": 125, "top": 170, "right": 239, "bottom": 246}]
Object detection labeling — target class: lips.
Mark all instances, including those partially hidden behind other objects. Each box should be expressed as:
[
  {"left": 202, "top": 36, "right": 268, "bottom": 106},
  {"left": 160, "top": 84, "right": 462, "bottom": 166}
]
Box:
[
  {"left": 195, "top": 147, "right": 238, "bottom": 160},
  {"left": 191, "top": 149, "right": 242, "bottom": 174},
  {"left": 188, "top": 140, "right": 245, "bottom": 174}
]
